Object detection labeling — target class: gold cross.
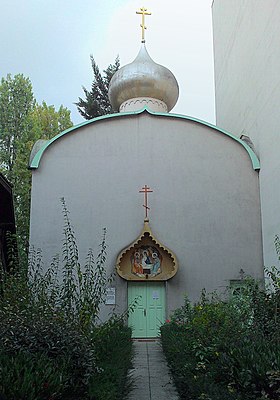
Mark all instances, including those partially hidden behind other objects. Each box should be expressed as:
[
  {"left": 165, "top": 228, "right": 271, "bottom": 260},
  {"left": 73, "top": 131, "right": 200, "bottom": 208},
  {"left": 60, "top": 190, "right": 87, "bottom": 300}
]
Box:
[{"left": 136, "top": 6, "right": 152, "bottom": 43}]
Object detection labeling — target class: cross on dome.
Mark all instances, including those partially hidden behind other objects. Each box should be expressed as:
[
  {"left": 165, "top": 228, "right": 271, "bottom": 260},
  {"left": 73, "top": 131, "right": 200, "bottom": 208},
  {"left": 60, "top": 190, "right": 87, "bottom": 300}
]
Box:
[
  {"left": 108, "top": 7, "right": 179, "bottom": 113},
  {"left": 136, "top": 6, "right": 152, "bottom": 43}
]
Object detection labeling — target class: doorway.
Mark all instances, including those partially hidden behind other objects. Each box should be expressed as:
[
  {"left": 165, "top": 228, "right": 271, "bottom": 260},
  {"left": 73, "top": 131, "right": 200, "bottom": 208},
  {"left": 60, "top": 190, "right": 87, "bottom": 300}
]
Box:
[{"left": 128, "top": 282, "right": 166, "bottom": 338}]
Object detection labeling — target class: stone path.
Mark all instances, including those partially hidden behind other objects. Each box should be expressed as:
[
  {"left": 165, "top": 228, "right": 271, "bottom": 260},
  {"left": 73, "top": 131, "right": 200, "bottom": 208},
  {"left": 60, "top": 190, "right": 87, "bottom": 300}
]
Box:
[{"left": 127, "top": 340, "right": 179, "bottom": 400}]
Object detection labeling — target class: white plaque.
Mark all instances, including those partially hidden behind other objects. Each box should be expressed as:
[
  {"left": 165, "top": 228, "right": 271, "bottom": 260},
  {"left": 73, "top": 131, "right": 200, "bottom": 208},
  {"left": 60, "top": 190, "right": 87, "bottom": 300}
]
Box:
[
  {"left": 152, "top": 291, "right": 159, "bottom": 300},
  {"left": 105, "top": 288, "right": 116, "bottom": 305}
]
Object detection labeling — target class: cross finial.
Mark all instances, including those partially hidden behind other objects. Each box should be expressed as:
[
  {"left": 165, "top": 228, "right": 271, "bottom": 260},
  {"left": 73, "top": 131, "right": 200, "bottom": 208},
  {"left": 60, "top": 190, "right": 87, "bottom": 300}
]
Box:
[
  {"left": 136, "top": 6, "right": 151, "bottom": 43},
  {"left": 139, "top": 185, "right": 153, "bottom": 221}
]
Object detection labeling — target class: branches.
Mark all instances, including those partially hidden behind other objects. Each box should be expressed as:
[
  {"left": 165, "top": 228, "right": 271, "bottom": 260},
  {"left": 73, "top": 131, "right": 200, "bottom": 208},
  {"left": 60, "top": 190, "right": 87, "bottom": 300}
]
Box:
[
  {"left": 76, "top": 56, "right": 120, "bottom": 119},
  {"left": 26, "top": 198, "right": 113, "bottom": 331}
]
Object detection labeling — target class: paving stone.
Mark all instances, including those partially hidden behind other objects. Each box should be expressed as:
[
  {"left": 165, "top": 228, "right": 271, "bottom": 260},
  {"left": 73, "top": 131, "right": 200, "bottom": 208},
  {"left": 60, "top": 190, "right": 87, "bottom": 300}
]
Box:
[{"left": 127, "top": 340, "right": 179, "bottom": 400}]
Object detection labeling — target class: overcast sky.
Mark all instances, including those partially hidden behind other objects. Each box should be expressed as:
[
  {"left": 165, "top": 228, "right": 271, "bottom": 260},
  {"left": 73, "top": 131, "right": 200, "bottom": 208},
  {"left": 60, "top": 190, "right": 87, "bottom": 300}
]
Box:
[{"left": 0, "top": 0, "right": 215, "bottom": 125}]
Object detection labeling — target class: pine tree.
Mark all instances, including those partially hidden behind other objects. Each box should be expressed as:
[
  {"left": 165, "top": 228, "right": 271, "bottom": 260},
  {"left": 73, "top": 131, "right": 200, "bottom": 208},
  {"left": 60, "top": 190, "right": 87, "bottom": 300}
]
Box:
[{"left": 76, "top": 56, "right": 120, "bottom": 119}]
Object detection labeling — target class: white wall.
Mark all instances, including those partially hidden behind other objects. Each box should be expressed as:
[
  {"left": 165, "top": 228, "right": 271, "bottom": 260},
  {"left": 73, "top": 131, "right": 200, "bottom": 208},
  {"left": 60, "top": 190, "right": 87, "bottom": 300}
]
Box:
[
  {"left": 212, "top": 0, "right": 280, "bottom": 268},
  {"left": 30, "top": 112, "right": 263, "bottom": 315}
]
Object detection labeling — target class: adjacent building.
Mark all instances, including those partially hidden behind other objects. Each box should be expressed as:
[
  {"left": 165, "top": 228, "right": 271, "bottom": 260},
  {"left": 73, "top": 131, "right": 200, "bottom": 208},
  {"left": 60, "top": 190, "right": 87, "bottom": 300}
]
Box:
[{"left": 212, "top": 0, "right": 280, "bottom": 268}]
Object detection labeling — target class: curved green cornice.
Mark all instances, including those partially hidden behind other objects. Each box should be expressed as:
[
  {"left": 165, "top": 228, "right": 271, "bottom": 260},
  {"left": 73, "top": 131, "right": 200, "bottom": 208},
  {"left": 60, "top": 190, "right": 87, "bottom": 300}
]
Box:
[{"left": 29, "top": 107, "right": 260, "bottom": 170}]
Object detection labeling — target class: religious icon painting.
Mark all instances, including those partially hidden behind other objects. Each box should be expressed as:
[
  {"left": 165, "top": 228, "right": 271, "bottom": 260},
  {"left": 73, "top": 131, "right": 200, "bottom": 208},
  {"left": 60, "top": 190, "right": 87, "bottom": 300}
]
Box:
[{"left": 131, "top": 246, "right": 163, "bottom": 278}]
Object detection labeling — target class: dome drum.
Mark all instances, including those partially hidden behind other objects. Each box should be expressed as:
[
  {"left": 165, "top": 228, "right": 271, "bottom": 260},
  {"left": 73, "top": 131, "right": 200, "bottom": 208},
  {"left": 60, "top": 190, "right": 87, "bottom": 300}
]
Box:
[{"left": 120, "top": 97, "right": 168, "bottom": 113}]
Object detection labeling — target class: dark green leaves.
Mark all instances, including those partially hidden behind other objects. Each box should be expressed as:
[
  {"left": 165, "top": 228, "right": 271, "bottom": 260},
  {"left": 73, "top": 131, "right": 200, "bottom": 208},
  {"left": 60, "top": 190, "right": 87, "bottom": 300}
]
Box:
[{"left": 76, "top": 56, "right": 120, "bottom": 119}]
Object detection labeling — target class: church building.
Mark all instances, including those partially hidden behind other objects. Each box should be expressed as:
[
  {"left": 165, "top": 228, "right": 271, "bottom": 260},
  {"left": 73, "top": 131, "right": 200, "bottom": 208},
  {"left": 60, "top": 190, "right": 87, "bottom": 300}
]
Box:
[{"left": 29, "top": 7, "right": 264, "bottom": 338}]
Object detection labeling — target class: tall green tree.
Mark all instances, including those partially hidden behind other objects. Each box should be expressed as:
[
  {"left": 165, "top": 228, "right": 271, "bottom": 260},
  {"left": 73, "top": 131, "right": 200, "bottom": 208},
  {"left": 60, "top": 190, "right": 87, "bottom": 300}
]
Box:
[
  {"left": 0, "top": 74, "right": 35, "bottom": 180},
  {"left": 31, "top": 101, "right": 73, "bottom": 140},
  {"left": 0, "top": 74, "right": 73, "bottom": 262},
  {"left": 76, "top": 56, "right": 120, "bottom": 120}
]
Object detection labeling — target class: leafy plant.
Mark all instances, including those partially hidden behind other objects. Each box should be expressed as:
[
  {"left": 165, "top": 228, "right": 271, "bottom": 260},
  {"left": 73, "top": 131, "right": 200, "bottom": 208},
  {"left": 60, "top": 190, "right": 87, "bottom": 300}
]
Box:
[
  {"left": 0, "top": 351, "right": 70, "bottom": 400},
  {"left": 89, "top": 319, "right": 133, "bottom": 400},
  {"left": 161, "top": 277, "right": 280, "bottom": 400},
  {"left": 0, "top": 199, "right": 132, "bottom": 399}
]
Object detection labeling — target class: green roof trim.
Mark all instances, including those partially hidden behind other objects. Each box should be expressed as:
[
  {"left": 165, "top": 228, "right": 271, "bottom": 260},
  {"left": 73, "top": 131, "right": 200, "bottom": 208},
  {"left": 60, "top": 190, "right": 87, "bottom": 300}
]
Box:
[{"left": 29, "top": 107, "right": 260, "bottom": 170}]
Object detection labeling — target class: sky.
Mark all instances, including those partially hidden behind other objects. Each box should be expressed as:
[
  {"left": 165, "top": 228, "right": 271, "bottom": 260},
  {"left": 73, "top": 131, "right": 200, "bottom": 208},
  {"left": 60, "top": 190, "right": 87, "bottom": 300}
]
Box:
[{"left": 0, "top": 0, "right": 215, "bottom": 125}]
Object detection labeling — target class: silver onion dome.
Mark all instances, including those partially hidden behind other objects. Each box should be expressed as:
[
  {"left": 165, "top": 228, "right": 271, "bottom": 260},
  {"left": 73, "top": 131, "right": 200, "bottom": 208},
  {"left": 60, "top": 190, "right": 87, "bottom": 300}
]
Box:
[{"left": 108, "top": 44, "right": 179, "bottom": 112}]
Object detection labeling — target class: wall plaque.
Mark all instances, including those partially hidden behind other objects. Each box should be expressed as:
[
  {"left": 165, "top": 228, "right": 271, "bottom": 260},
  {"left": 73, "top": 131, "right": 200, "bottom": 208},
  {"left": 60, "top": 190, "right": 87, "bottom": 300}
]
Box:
[{"left": 105, "top": 288, "right": 116, "bottom": 305}]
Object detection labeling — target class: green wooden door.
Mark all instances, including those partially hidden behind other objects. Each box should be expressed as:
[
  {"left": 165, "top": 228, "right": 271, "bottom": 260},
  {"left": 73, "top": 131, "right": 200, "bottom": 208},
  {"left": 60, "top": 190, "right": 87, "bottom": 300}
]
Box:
[{"left": 128, "top": 282, "right": 166, "bottom": 338}]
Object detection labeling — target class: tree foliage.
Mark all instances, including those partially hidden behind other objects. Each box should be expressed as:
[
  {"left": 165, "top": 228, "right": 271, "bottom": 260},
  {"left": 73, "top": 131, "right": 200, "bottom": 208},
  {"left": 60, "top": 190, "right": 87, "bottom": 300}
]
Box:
[
  {"left": 0, "top": 74, "right": 73, "bottom": 262},
  {"left": 0, "top": 74, "right": 35, "bottom": 178},
  {"left": 31, "top": 101, "right": 73, "bottom": 140},
  {"left": 76, "top": 55, "right": 120, "bottom": 120}
]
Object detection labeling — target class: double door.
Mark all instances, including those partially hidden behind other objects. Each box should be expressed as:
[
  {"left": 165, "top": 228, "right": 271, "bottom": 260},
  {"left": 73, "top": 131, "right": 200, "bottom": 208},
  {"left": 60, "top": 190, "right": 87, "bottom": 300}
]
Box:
[{"left": 128, "top": 282, "right": 166, "bottom": 338}]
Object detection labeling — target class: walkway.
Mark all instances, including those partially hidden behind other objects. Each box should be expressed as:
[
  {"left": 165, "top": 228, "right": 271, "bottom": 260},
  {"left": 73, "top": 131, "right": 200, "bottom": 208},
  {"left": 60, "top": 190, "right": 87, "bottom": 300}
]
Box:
[{"left": 127, "top": 340, "right": 179, "bottom": 400}]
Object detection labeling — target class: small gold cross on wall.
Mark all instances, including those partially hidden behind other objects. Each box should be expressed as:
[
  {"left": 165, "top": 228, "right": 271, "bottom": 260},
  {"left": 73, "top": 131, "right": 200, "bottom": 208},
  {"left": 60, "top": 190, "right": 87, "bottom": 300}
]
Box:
[
  {"left": 139, "top": 185, "right": 153, "bottom": 221},
  {"left": 136, "top": 6, "right": 152, "bottom": 43}
]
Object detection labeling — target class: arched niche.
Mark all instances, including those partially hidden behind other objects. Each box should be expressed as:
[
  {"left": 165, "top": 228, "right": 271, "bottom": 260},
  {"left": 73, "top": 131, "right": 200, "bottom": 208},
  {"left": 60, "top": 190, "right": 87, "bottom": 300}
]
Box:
[{"left": 116, "top": 221, "right": 178, "bottom": 281}]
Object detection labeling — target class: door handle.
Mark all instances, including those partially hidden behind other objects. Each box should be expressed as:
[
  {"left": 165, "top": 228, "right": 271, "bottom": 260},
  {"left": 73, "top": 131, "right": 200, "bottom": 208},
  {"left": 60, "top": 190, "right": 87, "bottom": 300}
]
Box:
[{"left": 144, "top": 309, "right": 146, "bottom": 317}]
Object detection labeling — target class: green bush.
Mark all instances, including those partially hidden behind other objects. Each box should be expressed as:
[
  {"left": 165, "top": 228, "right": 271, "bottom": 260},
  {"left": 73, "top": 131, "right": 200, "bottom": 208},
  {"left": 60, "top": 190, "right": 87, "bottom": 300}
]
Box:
[
  {"left": 161, "top": 275, "right": 280, "bottom": 400},
  {"left": 0, "top": 199, "right": 132, "bottom": 399},
  {"left": 0, "top": 351, "right": 70, "bottom": 400},
  {"left": 89, "top": 319, "right": 133, "bottom": 400}
]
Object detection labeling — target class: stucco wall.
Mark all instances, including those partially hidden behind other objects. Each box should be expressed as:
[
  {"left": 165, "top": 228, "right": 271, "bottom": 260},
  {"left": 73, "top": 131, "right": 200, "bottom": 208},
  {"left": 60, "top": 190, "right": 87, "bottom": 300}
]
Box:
[
  {"left": 30, "top": 112, "right": 263, "bottom": 316},
  {"left": 212, "top": 0, "right": 280, "bottom": 268}
]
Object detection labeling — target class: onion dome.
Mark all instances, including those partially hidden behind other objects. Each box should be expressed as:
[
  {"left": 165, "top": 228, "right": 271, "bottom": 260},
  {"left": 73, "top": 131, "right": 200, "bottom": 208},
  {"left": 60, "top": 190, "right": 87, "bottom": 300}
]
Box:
[{"left": 108, "top": 44, "right": 179, "bottom": 113}]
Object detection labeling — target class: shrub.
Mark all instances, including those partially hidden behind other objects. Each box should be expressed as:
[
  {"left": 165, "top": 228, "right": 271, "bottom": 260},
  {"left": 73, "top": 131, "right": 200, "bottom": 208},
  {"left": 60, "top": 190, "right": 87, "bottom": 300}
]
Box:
[
  {"left": 0, "top": 199, "right": 132, "bottom": 399},
  {"left": 161, "top": 277, "right": 280, "bottom": 400},
  {"left": 0, "top": 351, "right": 70, "bottom": 400},
  {"left": 89, "top": 319, "right": 133, "bottom": 400}
]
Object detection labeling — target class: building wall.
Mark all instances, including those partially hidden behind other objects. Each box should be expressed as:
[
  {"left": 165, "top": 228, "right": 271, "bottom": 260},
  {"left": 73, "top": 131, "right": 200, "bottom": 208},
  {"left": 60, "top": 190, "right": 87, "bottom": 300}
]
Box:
[
  {"left": 212, "top": 0, "right": 280, "bottom": 267},
  {"left": 30, "top": 112, "right": 263, "bottom": 316}
]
